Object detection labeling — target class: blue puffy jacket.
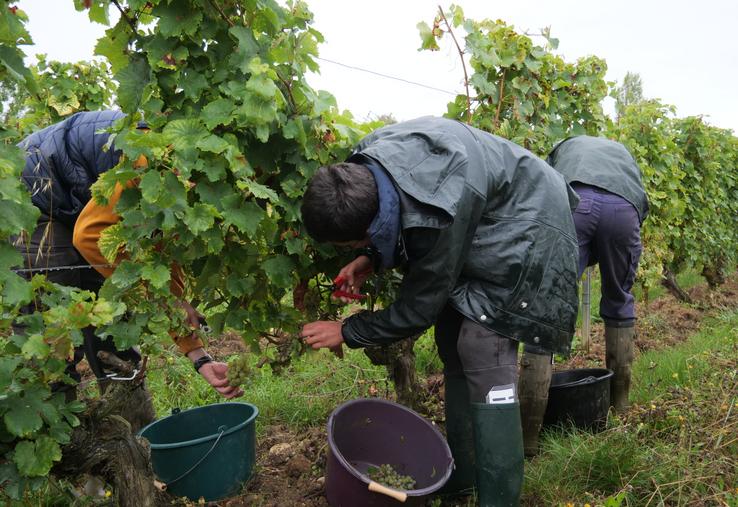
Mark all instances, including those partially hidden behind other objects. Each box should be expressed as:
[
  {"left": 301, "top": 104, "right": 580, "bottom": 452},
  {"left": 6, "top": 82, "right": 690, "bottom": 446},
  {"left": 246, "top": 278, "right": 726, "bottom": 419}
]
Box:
[{"left": 19, "top": 110, "right": 125, "bottom": 227}]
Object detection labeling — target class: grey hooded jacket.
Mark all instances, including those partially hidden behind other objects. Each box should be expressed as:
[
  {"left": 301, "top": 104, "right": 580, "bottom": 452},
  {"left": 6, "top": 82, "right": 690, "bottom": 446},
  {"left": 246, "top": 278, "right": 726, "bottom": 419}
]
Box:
[
  {"left": 341, "top": 117, "right": 580, "bottom": 355},
  {"left": 547, "top": 135, "right": 649, "bottom": 223}
]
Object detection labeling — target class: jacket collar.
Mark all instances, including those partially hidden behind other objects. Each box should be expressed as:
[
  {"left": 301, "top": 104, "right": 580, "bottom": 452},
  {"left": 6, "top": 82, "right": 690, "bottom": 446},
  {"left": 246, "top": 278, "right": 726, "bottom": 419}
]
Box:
[{"left": 362, "top": 159, "right": 401, "bottom": 270}]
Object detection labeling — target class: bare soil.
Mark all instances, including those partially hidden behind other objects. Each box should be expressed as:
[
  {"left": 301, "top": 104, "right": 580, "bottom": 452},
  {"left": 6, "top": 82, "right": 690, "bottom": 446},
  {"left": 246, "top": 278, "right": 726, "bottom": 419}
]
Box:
[{"left": 557, "top": 276, "right": 738, "bottom": 371}]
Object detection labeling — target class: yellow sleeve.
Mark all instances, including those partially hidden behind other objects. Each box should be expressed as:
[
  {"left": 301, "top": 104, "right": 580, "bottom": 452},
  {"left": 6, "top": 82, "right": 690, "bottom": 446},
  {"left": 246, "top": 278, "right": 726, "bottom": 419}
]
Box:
[
  {"left": 73, "top": 183, "right": 124, "bottom": 278},
  {"left": 73, "top": 178, "right": 203, "bottom": 355},
  {"left": 72, "top": 154, "right": 147, "bottom": 276}
]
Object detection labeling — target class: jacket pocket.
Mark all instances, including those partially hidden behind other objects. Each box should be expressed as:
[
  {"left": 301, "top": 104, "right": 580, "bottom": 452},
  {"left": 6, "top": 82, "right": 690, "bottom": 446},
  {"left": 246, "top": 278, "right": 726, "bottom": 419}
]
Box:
[
  {"left": 505, "top": 226, "right": 579, "bottom": 330},
  {"left": 466, "top": 217, "right": 535, "bottom": 294}
]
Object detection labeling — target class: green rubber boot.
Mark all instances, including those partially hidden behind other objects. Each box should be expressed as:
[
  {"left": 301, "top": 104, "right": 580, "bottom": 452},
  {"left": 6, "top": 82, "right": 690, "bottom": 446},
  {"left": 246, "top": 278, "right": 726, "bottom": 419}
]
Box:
[
  {"left": 439, "top": 374, "right": 476, "bottom": 496},
  {"left": 605, "top": 326, "right": 635, "bottom": 413},
  {"left": 471, "top": 401, "right": 524, "bottom": 506},
  {"left": 518, "top": 350, "right": 552, "bottom": 457}
]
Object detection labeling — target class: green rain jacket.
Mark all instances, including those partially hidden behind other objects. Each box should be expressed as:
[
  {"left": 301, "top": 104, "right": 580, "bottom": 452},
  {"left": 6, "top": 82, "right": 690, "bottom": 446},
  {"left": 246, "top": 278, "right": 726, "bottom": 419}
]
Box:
[
  {"left": 341, "top": 117, "right": 580, "bottom": 355},
  {"left": 547, "top": 135, "right": 649, "bottom": 223}
]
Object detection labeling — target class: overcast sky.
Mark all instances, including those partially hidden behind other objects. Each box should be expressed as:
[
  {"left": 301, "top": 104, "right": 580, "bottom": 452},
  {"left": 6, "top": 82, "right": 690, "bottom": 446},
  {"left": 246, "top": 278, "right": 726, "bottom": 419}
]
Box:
[{"left": 18, "top": 0, "right": 738, "bottom": 133}]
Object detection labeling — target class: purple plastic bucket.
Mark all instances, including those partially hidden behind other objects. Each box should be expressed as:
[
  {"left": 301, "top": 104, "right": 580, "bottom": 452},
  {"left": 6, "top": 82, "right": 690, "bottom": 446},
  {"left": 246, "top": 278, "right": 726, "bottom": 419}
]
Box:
[{"left": 326, "top": 398, "right": 453, "bottom": 506}]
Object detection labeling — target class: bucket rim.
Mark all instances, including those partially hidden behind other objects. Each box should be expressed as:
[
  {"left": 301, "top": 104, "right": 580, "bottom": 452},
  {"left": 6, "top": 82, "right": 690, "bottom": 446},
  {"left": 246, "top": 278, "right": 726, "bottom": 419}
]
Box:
[
  {"left": 550, "top": 368, "right": 614, "bottom": 389},
  {"left": 139, "top": 401, "right": 259, "bottom": 450},
  {"left": 326, "top": 397, "right": 453, "bottom": 496}
]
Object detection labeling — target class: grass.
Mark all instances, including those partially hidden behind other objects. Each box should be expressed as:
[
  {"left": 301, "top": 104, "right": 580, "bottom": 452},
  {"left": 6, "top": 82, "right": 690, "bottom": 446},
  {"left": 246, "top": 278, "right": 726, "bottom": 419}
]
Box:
[
  {"left": 144, "top": 325, "right": 445, "bottom": 432},
  {"left": 146, "top": 344, "right": 391, "bottom": 435},
  {"left": 523, "top": 310, "right": 738, "bottom": 506},
  {"left": 414, "top": 328, "right": 444, "bottom": 376},
  {"left": 631, "top": 268, "right": 705, "bottom": 304},
  {"left": 632, "top": 308, "right": 737, "bottom": 402}
]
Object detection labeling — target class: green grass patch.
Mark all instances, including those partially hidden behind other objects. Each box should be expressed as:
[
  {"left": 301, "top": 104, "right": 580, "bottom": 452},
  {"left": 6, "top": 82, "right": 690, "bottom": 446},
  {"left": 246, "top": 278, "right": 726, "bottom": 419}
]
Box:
[
  {"left": 146, "top": 345, "right": 390, "bottom": 435},
  {"left": 414, "top": 329, "right": 444, "bottom": 376},
  {"left": 523, "top": 310, "right": 738, "bottom": 506},
  {"left": 632, "top": 309, "right": 738, "bottom": 403}
]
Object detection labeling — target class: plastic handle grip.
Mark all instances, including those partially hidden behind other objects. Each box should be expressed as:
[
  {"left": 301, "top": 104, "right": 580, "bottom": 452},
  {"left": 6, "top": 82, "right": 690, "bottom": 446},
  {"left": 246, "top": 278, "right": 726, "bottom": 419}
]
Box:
[{"left": 367, "top": 481, "right": 408, "bottom": 502}]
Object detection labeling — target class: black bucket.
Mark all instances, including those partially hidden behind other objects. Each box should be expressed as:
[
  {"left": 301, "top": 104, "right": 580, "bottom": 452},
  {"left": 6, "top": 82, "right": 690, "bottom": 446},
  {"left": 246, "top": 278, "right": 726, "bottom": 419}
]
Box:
[
  {"left": 543, "top": 368, "right": 614, "bottom": 432},
  {"left": 326, "top": 398, "right": 453, "bottom": 506}
]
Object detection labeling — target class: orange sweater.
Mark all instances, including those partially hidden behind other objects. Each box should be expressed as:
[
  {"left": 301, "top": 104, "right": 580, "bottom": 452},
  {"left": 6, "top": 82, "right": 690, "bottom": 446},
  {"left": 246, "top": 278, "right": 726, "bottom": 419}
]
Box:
[{"left": 72, "top": 183, "right": 203, "bottom": 354}]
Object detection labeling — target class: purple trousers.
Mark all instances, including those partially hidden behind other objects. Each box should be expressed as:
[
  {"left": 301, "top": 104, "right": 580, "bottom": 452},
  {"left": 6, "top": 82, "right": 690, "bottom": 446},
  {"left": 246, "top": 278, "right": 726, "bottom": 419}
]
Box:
[{"left": 572, "top": 184, "right": 642, "bottom": 327}]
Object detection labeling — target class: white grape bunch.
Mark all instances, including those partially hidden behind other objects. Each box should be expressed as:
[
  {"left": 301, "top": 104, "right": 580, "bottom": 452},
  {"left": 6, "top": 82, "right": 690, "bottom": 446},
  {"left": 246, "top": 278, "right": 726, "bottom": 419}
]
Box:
[
  {"left": 226, "top": 353, "right": 251, "bottom": 387},
  {"left": 367, "top": 464, "right": 416, "bottom": 490}
]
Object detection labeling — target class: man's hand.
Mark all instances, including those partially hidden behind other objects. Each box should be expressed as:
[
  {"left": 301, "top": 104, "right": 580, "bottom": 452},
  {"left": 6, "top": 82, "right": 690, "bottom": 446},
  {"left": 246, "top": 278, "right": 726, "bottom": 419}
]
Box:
[
  {"left": 301, "top": 321, "right": 344, "bottom": 351},
  {"left": 187, "top": 346, "right": 242, "bottom": 398},
  {"left": 334, "top": 255, "right": 373, "bottom": 303},
  {"left": 198, "top": 361, "right": 243, "bottom": 399}
]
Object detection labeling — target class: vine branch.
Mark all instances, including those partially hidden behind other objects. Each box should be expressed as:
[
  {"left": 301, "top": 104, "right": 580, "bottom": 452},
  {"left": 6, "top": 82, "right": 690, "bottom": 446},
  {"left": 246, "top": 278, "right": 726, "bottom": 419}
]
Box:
[
  {"left": 437, "top": 5, "right": 471, "bottom": 124},
  {"left": 495, "top": 68, "right": 507, "bottom": 128},
  {"left": 110, "top": 0, "right": 138, "bottom": 33},
  {"left": 207, "top": 0, "right": 234, "bottom": 27},
  {"left": 276, "top": 72, "right": 298, "bottom": 113}
]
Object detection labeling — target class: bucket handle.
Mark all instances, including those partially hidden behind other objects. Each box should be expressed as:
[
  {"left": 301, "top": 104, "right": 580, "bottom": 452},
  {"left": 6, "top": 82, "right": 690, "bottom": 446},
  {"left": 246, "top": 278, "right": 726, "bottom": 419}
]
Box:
[
  {"left": 562, "top": 375, "right": 600, "bottom": 387},
  {"left": 163, "top": 425, "right": 227, "bottom": 487},
  {"left": 368, "top": 481, "right": 408, "bottom": 503}
]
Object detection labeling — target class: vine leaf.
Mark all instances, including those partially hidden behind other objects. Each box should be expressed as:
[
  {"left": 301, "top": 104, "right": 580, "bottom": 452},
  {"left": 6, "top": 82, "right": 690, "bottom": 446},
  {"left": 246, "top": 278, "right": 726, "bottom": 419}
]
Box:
[
  {"left": 196, "top": 134, "right": 231, "bottom": 154},
  {"left": 202, "top": 98, "right": 236, "bottom": 129},
  {"left": 4, "top": 389, "right": 49, "bottom": 437},
  {"left": 229, "top": 26, "right": 260, "bottom": 73},
  {"left": 154, "top": 0, "right": 203, "bottom": 37},
  {"left": 262, "top": 255, "right": 295, "bottom": 288},
  {"left": 20, "top": 334, "right": 49, "bottom": 360},
  {"left": 417, "top": 22, "right": 440, "bottom": 51},
  {"left": 222, "top": 197, "right": 262, "bottom": 237},
  {"left": 236, "top": 179, "right": 279, "bottom": 202},
  {"left": 0, "top": 182, "right": 39, "bottom": 236},
  {"left": 94, "top": 20, "right": 130, "bottom": 74},
  {"left": 185, "top": 203, "right": 220, "bottom": 235},
  {"left": 0, "top": 243, "right": 22, "bottom": 272},
  {"left": 141, "top": 264, "right": 170, "bottom": 289},
  {"left": 2, "top": 273, "right": 33, "bottom": 307},
  {"left": 12, "top": 436, "right": 62, "bottom": 477},
  {"left": 163, "top": 118, "right": 208, "bottom": 151},
  {"left": 0, "top": 45, "right": 39, "bottom": 95},
  {"left": 0, "top": 357, "right": 22, "bottom": 391},
  {"left": 115, "top": 54, "right": 151, "bottom": 112}
]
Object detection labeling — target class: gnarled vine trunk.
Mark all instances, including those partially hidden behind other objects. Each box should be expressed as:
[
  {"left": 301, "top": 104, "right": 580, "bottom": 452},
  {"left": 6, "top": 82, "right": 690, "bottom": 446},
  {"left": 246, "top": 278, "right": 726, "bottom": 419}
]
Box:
[
  {"left": 53, "top": 354, "right": 170, "bottom": 507},
  {"left": 702, "top": 262, "right": 726, "bottom": 289},
  {"left": 363, "top": 335, "right": 422, "bottom": 411},
  {"left": 661, "top": 267, "right": 693, "bottom": 303}
]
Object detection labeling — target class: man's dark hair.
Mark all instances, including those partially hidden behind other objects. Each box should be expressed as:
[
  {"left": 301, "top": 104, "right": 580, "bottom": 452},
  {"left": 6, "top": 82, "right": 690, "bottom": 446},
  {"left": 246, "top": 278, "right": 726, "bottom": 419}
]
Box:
[{"left": 301, "top": 162, "right": 378, "bottom": 243}]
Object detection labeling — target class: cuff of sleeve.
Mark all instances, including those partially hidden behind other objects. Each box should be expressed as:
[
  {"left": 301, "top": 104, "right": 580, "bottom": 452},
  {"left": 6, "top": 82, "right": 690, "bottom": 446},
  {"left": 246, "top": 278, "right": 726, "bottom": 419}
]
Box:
[
  {"left": 356, "top": 246, "right": 381, "bottom": 272},
  {"left": 341, "top": 315, "right": 374, "bottom": 349},
  {"left": 174, "top": 334, "right": 205, "bottom": 355}
]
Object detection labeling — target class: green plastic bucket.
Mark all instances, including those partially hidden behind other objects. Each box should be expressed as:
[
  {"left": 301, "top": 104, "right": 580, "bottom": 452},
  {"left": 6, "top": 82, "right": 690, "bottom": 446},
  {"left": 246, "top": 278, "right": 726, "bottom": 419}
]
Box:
[{"left": 138, "top": 402, "right": 258, "bottom": 501}]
